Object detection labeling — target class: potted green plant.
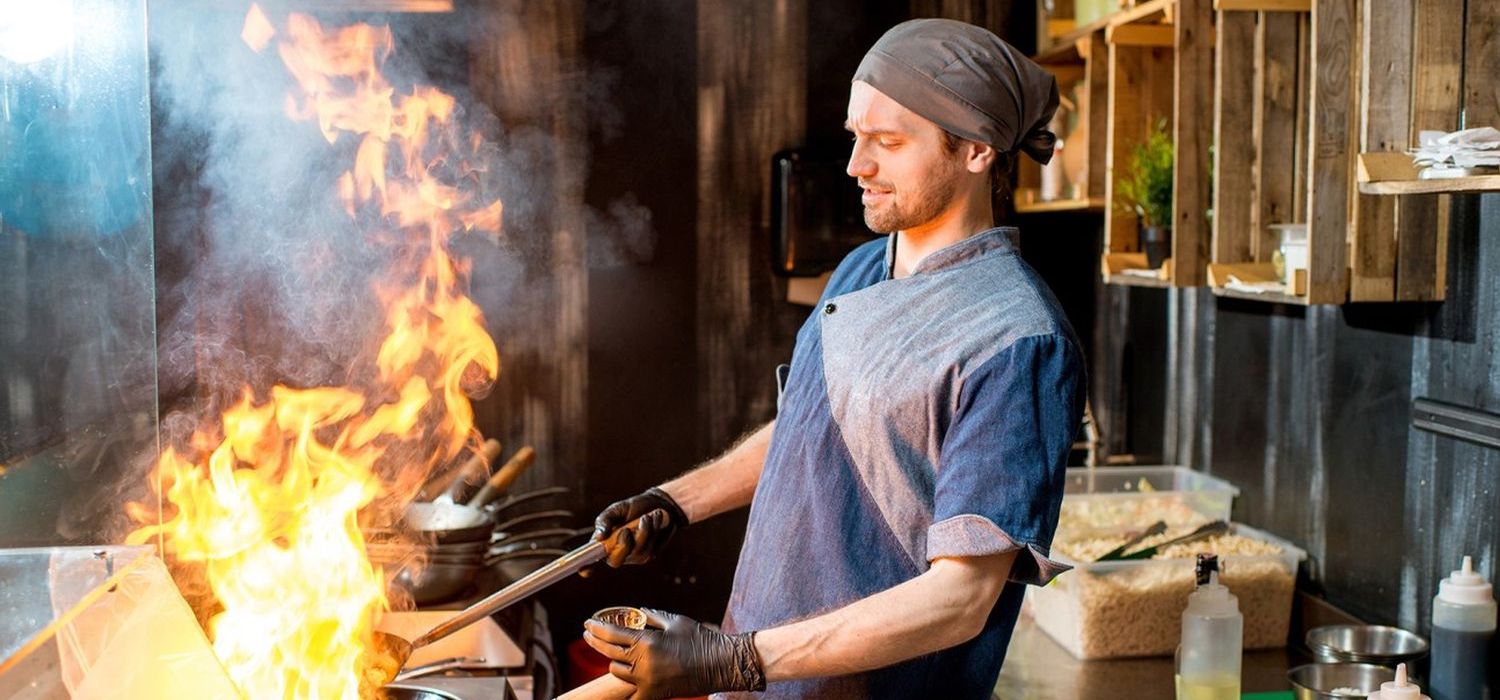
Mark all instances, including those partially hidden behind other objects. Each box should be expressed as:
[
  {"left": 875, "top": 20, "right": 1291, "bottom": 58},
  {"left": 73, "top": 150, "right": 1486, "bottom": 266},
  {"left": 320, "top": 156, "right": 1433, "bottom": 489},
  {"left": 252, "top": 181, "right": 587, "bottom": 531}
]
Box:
[{"left": 1116, "top": 120, "right": 1174, "bottom": 270}]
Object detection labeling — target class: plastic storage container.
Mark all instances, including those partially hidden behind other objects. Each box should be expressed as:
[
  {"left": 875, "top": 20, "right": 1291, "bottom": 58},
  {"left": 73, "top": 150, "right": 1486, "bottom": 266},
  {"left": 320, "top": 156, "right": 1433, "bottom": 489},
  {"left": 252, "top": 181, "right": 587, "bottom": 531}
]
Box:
[
  {"left": 1029, "top": 523, "right": 1304, "bottom": 660},
  {"left": 1059, "top": 466, "right": 1240, "bottom": 538}
]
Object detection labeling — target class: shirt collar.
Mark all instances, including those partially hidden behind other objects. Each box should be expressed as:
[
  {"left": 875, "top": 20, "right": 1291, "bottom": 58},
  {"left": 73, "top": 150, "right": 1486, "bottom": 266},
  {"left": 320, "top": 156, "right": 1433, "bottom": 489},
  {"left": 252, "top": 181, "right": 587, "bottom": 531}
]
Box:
[{"left": 883, "top": 226, "right": 1021, "bottom": 278}]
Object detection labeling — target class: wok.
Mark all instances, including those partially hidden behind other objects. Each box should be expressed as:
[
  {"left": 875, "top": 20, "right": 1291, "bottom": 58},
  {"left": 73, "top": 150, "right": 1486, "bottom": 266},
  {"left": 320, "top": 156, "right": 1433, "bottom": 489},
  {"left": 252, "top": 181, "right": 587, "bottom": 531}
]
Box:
[{"left": 368, "top": 511, "right": 657, "bottom": 686}]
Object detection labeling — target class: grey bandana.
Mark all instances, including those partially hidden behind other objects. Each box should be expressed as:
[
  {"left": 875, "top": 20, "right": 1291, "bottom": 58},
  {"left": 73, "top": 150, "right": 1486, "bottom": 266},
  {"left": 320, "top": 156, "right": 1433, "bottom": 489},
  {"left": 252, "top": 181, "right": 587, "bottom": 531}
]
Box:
[{"left": 854, "top": 19, "right": 1060, "bottom": 164}]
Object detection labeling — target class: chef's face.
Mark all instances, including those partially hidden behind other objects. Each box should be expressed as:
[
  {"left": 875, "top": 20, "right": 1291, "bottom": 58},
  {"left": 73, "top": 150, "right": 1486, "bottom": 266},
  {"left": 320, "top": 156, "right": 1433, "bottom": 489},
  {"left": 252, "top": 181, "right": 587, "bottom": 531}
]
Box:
[{"left": 845, "top": 81, "right": 967, "bottom": 233}]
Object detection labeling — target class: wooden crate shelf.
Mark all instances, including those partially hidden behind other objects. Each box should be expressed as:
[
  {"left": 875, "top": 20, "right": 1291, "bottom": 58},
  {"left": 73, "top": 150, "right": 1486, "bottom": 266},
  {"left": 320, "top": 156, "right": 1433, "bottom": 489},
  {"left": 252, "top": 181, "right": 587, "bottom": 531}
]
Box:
[
  {"left": 1098, "top": 0, "right": 1214, "bottom": 289},
  {"left": 1018, "top": 24, "right": 1110, "bottom": 217},
  {"left": 1014, "top": 194, "right": 1106, "bottom": 213},
  {"left": 1205, "top": 0, "right": 1473, "bottom": 304},
  {"left": 1102, "top": 252, "right": 1173, "bottom": 287},
  {"left": 1357, "top": 153, "right": 1500, "bottom": 195}
]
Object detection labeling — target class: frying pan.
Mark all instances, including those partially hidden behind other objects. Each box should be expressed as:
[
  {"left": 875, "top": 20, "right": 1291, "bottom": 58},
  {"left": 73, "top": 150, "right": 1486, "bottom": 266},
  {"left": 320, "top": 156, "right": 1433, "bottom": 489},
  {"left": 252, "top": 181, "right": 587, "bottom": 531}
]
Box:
[{"left": 367, "top": 511, "right": 659, "bottom": 686}]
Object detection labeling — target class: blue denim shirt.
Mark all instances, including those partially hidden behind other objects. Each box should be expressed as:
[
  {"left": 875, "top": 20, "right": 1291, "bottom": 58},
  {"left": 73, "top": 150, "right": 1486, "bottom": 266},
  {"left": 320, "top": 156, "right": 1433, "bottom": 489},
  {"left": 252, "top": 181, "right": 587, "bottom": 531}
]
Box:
[{"left": 719, "top": 227, "right": 1086, "bottom": 699}]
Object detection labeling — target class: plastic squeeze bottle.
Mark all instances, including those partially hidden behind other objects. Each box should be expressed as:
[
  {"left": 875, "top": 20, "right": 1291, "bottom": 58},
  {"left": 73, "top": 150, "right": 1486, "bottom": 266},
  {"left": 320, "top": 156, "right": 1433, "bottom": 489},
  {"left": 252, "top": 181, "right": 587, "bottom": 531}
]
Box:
[
  {"left": 1430, "top": 555, "right": 1495, "bottom": 700},
  {"left": 1368, "top": 663, "right": 1430, "bottom": 700},
  {"left": 1176, "top": 554, "right": 1242, "bottom": 700}
]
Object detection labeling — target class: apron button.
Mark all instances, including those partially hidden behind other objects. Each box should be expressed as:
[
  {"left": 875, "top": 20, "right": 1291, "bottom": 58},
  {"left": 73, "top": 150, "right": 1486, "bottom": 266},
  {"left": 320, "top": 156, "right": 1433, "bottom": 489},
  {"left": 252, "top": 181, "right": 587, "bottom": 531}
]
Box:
[{"left": 823, "top": 302, "right": 837, "bottom": 315}]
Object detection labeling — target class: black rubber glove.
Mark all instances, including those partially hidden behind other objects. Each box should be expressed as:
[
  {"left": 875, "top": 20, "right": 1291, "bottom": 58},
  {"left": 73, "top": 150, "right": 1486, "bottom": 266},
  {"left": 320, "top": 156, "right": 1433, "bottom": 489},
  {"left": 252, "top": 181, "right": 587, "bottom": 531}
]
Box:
[
  {"left": 592, "top": 487, "right": 689, "bottom": 567},
  {"left": 582, "top": 608, "right": 767, "bottom": 700}
]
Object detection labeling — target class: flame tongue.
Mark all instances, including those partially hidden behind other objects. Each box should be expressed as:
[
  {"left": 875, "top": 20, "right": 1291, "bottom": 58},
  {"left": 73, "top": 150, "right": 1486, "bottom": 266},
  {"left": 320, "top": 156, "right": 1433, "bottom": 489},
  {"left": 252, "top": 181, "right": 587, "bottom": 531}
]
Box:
[{"left": 128, "top": 5, "right": 503, "bottom": 698}]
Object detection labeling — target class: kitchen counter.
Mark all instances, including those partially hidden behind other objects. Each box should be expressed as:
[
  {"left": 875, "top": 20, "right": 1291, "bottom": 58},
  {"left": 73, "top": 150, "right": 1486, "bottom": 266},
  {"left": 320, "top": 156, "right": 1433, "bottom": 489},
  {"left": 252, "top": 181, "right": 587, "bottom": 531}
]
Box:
[{"left": 995, "top": 612, "right": 1308, "bottom": 699}]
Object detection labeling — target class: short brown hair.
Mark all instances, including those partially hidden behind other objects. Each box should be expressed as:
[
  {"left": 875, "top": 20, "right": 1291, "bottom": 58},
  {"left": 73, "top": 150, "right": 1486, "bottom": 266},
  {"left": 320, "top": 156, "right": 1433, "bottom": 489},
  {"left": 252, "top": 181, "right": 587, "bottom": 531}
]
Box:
[{"left": 939, "top": 130, "right": 1014, "bottom": 214}]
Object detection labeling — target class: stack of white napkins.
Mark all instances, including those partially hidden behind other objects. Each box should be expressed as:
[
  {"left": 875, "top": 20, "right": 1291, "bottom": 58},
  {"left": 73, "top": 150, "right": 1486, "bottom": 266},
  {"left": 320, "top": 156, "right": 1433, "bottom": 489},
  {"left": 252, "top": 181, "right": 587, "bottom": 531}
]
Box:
[
  {"left": 1411, "top": 127, "right": 1500, "bottom": 169},
  {"left": 1223, "top": 274, "right": 1286, "bottom": 295}
]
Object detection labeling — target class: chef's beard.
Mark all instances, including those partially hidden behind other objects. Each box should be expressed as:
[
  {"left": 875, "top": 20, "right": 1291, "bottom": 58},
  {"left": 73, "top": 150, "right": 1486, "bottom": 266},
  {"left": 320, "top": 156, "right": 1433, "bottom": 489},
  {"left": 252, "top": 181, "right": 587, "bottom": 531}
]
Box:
[{"left": 861, "top": 160, "right": 964, "bottom": 234}]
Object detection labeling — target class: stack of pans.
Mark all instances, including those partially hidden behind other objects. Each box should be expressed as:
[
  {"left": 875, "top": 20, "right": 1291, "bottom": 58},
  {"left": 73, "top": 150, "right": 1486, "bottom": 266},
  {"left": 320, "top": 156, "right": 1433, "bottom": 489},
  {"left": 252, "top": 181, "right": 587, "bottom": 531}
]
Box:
[{"left": 368, "top": 501, "right": 497, "bottom": 604}]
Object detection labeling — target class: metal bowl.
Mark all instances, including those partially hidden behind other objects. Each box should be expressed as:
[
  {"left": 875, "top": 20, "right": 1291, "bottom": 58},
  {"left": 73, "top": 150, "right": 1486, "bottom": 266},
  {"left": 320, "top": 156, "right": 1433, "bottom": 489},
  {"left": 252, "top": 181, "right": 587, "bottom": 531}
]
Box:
[
  {"left": 1287, "top": 663, "right": 1395, "bottom": 699},
  {"left": 1306, "top": 625, "right": 1429, "bottom": 665},
  {"left": 593, "top": 606, "right": 648, "bottom": 630}
]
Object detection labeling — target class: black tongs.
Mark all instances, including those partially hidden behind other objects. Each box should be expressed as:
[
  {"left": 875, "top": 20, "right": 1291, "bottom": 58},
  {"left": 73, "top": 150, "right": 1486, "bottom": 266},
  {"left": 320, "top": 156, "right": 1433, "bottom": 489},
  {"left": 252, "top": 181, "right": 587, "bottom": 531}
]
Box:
[
  {"left": 1094, "top": 520, "right": 1167, "bottom": 562},
  {"left": 1112, "top": 520, "right": 1230, "bottom": 562}
]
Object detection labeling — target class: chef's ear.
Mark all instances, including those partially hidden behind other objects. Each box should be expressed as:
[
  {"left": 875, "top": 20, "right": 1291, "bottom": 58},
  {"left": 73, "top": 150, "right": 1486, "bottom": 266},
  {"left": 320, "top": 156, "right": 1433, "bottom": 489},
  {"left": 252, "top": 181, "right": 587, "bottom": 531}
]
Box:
[{"left": 964, "top": 141, "right": 997, "bottom": 175}]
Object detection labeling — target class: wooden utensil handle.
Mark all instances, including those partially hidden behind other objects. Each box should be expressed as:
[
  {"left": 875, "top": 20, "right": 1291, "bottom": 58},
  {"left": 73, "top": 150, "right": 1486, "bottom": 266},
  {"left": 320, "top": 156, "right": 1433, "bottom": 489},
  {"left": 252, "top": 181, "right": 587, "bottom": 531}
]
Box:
[
  {"left": 467, "top": 446, "right": 536, "bottom": 507},
  {"left": 556, "top": 672, "right": 635, "bottom": 699}
]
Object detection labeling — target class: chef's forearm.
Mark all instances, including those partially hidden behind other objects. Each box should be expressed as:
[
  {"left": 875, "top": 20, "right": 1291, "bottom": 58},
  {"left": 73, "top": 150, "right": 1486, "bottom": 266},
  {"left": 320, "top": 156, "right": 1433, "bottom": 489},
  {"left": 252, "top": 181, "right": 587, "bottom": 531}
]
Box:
[
  {"left": 659, "top": 420, "right": 775, "bottom": 523},
  {"left": 752, "top": 551, "right": 1015, "bottom": 682}
]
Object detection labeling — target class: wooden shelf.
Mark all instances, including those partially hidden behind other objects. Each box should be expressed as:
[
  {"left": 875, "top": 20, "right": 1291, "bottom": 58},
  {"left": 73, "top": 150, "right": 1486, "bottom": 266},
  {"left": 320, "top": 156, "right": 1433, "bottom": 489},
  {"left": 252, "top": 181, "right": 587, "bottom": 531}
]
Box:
[
  {"left": 1105, "top": 272, "right": 1174, "bottom": 288},
  {"left": 1357, "top": 152, "right": 1500, "bottom": 195},
  {"left": 1359, "top": 175, "right": 1500, "bottom": 196},
  {"left": 1036, "top": 0, "right": 1173, "bottom": 59},
  {"left": 1015, "top": 196, "right": 1106, "bottom": 214},
  {"left": 1110, "top": 0, "right": 1175, "bottom": 27},
  {"left": 1211, "top": 286, "right": 1309, "bottom": 305},
  {"left": 1214, "top": 0, "right": 1310, "bottom": 10},
  {"left": 1093, "top": 0, "right": 1213, "bottom": 289}
]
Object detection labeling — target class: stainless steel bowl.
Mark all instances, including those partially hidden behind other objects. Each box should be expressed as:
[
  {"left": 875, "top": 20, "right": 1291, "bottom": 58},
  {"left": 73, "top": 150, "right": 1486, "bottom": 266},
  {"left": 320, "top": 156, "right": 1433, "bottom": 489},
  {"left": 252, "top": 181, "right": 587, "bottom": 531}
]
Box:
[
  {"left": 1306, "top": 625, "right": 1429, "bottom": 666},
  {"left": 593, "top": 606, "right": 648, "bottom": 630},
  {"left": 1287, "top": 663, "right": 1396, "bottom": 699}
]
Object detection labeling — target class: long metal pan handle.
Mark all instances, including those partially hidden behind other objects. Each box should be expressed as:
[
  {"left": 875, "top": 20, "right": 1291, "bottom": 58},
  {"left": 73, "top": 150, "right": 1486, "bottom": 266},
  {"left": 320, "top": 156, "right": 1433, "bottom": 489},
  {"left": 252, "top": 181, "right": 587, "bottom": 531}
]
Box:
[{"left": 407, "top": 509, "right": 659, "bottom": 649}]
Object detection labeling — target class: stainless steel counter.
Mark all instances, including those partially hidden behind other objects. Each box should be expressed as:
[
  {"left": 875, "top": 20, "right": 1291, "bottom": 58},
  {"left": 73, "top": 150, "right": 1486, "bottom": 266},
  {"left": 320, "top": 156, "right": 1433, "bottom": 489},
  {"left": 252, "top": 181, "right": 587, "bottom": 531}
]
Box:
[{"left": 995, "top": 613, "right": 1306, "bottom": 699}]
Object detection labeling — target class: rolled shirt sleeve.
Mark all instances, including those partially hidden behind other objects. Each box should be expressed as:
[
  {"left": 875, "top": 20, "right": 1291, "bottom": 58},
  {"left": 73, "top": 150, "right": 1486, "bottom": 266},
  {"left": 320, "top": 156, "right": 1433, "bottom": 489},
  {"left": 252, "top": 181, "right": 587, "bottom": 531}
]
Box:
[{"left": 926, "top": 331, "right": 1086, "bottom": 586}]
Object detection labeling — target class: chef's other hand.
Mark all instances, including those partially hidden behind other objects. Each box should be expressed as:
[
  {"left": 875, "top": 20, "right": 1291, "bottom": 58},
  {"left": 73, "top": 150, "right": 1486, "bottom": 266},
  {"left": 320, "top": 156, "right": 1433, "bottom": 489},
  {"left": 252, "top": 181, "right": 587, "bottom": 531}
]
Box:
[
  {"left": 583, "top": 608, "right": 766, "bottom": 700},
  {"left": 592, "top": 487, "right": 688, "bottom": 567}
]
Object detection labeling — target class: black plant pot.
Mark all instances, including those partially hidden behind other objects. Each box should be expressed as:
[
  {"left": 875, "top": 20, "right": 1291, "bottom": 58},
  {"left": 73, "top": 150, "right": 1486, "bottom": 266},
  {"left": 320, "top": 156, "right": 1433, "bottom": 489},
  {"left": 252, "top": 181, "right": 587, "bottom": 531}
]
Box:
[{"left": 1142, "top": 225, "right": 1172, "bottom": 270}]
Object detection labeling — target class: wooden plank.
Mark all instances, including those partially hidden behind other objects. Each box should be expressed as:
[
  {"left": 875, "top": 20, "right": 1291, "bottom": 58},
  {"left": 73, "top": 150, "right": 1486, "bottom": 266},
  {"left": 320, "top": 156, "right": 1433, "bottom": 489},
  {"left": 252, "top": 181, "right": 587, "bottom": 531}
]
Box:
[
  {"left": 1464, "top": 1, "right": 1500, "bottom": 128},
  {"left": 1110, "top": 0, "right": 1174, "bottom": 27},
  {"left": 1348, "top": 0, "right": 1411, "bottom": 301},
  {"left": 467, "top": 0, "right": 589, "bottom": 502},
  {"left": 1214, "top": 11, "right": 1258, "bottom": 265},
  {"left": 1086, "top": 31, "right": 1110, "bottom": 198},
  {"left": 1014, "top": 196, "right": 1107, "bottom": 213},
  {"left": 1360, "top": 175, "right": 1500, "bottom": 196},
  {"left": 696, "top": 0, "right": 808, "bottom": 450},
  {"left": 1292, "top": 13, "right": 1311, "bottom": 221},
  {"left": 1304, "top": 0, "right": 1355, "bottom": 304},
  {"left": 1173, "top": 0, "right": 1213, "bottom": 286},
  {"left": 1215, "top": 0, "right": 1311, "bottom": 10},
  {"left": 1105, "top": 42, "right": 1143, "bottom": 253},
  {"left": 1397, "top": 0, "right": 1463, "bottom": 301},
  {"left": 1046, "top": 63, "right": 1088, "bottom": 86},
  {"left": 1105, "top": 44, "right": 1176, "bottom": 254},
  {"left": 1107, "top": 23, "right": 1177, "bottom": 47},
  {"left": 1255, "top": 11, "right": 1302, "bottom": 260}
]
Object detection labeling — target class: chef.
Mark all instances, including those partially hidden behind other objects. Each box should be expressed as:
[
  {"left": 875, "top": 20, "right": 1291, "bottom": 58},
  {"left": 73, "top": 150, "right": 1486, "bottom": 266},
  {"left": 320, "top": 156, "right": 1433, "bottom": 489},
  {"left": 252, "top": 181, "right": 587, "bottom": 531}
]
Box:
[{"left": 585, "top": 18, "right": 1086, "bottom": 699}]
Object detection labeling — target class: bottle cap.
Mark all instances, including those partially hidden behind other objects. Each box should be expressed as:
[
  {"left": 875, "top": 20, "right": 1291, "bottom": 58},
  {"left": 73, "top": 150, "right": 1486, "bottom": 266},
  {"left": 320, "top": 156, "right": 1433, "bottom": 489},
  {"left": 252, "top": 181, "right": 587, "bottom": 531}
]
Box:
[
  {"left": 1373, "top": 663, "right": 1423, "bottom": 700},
  {"left": 1185, "top": 570, "right": 1240, "bottom": 617},
  {"left": 1438, "top": 556, "right": 1494, "bottom": 606}
]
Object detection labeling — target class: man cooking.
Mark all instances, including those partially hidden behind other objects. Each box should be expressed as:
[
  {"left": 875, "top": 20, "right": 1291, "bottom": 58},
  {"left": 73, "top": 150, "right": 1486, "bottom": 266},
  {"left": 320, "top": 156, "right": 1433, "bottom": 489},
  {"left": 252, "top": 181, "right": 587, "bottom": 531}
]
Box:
[{"left": 584, "top": 18, "right": 1086, "bottom": 699}]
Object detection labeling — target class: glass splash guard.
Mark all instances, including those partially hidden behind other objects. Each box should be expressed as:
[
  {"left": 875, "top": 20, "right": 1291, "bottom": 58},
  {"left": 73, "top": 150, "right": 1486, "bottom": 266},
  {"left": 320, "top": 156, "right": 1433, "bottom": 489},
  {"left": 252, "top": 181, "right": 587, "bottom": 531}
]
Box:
[{"left": 0, "top": 0, "right": 160, "bottom": 545}]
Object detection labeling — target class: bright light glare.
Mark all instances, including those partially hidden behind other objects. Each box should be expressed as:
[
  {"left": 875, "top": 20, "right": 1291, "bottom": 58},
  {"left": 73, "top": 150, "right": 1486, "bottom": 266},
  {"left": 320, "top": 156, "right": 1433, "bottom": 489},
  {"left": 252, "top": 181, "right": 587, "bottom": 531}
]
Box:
[{"left": 0, "top": 0, "right": 73, "bottom": 65}]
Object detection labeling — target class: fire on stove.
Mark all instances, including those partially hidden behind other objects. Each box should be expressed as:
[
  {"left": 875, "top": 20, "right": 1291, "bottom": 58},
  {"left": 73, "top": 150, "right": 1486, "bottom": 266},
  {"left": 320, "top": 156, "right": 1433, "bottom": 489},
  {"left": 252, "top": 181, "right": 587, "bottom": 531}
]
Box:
[{"left": 121, "top": 5, "right": 507, "bottom": 698}]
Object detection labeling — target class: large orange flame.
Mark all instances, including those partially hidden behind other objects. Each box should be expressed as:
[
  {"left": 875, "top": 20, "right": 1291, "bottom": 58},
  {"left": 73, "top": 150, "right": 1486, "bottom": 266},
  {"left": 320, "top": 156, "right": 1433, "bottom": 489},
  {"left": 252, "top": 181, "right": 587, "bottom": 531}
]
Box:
[{"left": 128, "top": 5, "right": 502, "bottom": 698}]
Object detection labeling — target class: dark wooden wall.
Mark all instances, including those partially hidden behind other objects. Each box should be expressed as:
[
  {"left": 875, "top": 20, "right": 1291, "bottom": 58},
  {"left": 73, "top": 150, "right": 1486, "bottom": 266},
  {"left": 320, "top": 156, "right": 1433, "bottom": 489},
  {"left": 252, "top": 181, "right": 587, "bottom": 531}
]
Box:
[
  {"left": 1131, "top": 195, "right": 1500, "bottom": 677},
  {"left": 467, "top": 0, "right": 590, "bottom": 505}
]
